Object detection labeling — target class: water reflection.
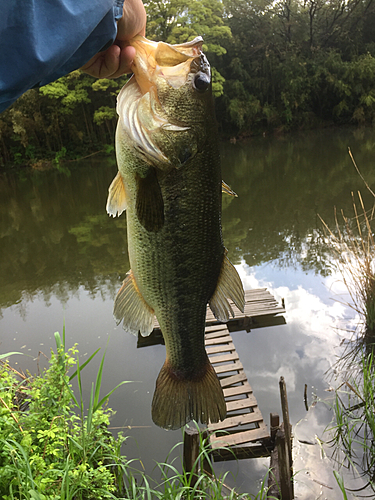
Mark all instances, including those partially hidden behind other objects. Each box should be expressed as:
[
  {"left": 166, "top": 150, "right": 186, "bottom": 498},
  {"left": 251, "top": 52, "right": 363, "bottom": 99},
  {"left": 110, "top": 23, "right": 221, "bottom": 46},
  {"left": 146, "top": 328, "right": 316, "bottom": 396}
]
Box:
[
  {"left": 0, "top": 159, "right": 129, "bottom": 313},
  {"left": 1, "top": 127, "right": 375, "bottom": 497},
  {"left": 221, "top": 127, "right": 375, "bottom": 273},
  {"left": 1, "top": 128, "right": 375, "bottom": 315}
]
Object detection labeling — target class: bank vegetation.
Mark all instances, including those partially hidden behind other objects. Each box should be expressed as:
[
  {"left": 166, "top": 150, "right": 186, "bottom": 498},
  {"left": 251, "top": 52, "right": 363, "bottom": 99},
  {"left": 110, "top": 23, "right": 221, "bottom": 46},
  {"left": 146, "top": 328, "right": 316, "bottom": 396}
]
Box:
[{"left": 1, "top": 0, "right": 375, "bottom": 168}]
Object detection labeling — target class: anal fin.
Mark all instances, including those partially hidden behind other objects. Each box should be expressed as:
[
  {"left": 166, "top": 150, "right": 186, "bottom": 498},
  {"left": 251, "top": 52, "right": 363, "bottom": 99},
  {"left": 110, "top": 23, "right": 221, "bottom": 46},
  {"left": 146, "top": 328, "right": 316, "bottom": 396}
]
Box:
[
  {"left": 114, "top": 270, "right": 155, "bottom": 336},
  {"left": 106, "top": 171, "right": 127, "bottom": 217},
  {"left": 209, "top": 251, "right": 245, "bottom": 322}
]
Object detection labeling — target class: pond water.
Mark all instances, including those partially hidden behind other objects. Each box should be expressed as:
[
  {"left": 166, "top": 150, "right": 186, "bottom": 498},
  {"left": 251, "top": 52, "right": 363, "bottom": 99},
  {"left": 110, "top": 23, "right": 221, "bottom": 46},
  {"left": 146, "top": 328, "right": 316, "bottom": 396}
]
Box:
[{"left": 1, "top": 126, "right": 375, "bottom": 498}]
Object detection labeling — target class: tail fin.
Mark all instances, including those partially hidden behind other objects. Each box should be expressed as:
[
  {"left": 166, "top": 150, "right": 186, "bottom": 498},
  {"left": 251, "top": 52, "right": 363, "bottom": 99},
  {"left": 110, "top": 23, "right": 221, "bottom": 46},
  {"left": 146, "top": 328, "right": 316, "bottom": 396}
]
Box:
[{"left": 151, "top": 359, "right": 226, "bottom": 430}]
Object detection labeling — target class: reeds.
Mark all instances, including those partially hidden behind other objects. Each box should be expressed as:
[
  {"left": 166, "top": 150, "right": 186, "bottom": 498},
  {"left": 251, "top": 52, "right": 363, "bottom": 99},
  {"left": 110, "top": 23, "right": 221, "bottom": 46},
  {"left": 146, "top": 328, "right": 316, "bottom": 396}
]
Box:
[
  {"left": 320, "top": 190, "right": 375, "bottom": 356},
  {"left": 320, "top": 173, "right": 375, "bottom": 492}
]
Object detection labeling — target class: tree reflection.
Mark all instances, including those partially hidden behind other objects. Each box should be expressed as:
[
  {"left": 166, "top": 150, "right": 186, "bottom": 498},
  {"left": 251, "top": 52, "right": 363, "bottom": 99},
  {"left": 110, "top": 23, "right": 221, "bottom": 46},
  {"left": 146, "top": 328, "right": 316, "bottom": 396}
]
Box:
[
  {"left": 1, "top": 127, "right": 375, "bottom": 314},
  {"left": 0, "top": 160, "right": 129, "bottom": 312},
  {"left": 221, "top": 127, "right": 375, "bottom": 274}
]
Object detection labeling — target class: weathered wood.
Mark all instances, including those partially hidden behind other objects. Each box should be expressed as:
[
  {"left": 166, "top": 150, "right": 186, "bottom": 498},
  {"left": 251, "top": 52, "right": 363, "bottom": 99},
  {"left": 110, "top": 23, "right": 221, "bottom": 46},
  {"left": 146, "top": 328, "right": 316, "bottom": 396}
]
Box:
[
  {"left": 268, "top": 413, "right": 281, "bottom": 498},
  {"left": 270, "top": 413, "right": 280, "bottom": 441},
  {"left": 138, "top": 287, "right": 285, "bottom": 347},
  {"left": 268, "top": 446, "right": 281, "bottom": 498},
  {"left": 279, "top": 377, "right": 293, "bottom": 473},
  {"left": 205, "top": 335, "right": 233, "bottom": 346},
  {"left": 209, "top": 352, "right": 239, "bottom": 364},
  {"left": 183, "top": 426, "right": 200, "bottom": 487},
  {"left": 220, "top": 372, "right": 247, "bottom": 387},
  {"left": 205, "top": 325, "right": 229, "bottom": 335},
  {"left": 212, "top": 443, "right": 271, "bottom": 461},
  {"left": 276, "top": 426, "right": 293, "bottom": 500},
  {"left": 225, "top": 395, "right": 258, "bottom": 412},
  {"left": 227, "top": 315, "right": 286, "bottom": 333},
  {"left": 137, "top": 288, "right": 287, "bottom": 473},
  {"left": 208, "top": 408, "right": 264, "bottom": 431},
  {"left": 223, "top": 382, "right": 253, "bottom": 398},
  {"left": 210, "top": 425, "right": 270, "bottom": 448},
  {"left": 206, "top": 322, "right": 272, "bottom": 459},
  {"left": 206, "top": 342, "right": 235, "bottom": 355},
  {"left": 151, "top": 288, "right": 285, "bottom": 332},
  {"left": 213, "top": 360, "right": 244, "bottom": 375}
]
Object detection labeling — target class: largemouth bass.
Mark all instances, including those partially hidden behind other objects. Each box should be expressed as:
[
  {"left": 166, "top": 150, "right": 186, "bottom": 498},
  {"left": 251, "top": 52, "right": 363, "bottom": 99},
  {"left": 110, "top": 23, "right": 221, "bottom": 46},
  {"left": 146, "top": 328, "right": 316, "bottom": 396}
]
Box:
[{"left": 107, "top": 36, "right": 244, "bottom": 430}]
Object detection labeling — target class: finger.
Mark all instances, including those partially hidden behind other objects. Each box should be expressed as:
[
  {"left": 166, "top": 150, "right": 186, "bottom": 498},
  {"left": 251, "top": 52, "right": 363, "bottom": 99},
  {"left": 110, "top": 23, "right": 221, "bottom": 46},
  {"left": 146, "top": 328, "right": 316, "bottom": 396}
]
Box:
[
  {"left": 107, "top": 45, "right": 136, "bottom": 79},
  {"left": 81, "top": 45, "right": 121, "bottom": 78},
  {"left": 100, "top": 44, "right": 121, "bottom": 77}
]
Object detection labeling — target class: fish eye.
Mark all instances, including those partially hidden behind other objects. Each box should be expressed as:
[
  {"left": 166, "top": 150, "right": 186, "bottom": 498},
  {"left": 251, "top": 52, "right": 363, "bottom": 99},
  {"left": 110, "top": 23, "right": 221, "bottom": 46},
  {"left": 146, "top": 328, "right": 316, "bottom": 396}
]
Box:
[{"left": 193, "top": 72, "right": 210, "bottom": 92}]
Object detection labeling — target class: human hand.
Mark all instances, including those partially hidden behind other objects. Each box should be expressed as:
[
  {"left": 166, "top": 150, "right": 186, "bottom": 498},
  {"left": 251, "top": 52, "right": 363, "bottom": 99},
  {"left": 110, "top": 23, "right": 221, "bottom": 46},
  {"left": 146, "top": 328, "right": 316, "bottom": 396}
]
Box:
[{"left": 81, "top": 0, "right": 146, "bottom": 79}]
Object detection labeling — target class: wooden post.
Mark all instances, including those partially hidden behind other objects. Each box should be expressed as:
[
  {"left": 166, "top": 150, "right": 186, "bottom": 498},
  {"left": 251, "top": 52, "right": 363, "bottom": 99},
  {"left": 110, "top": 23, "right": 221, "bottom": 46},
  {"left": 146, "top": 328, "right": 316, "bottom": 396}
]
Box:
[
  {"left": 183, "top": 425, "right": 200, "bottom": 487},
  {"left": 276, "top": 426, "right": 293, "bottom": 500},
  {"left": 279, "top": 376, "right": 293, "bottom": 498},
  {"left": 268, "top": 413, "right": 280, "bottom": 497},
  {"left": 270, "top": 412, "right": 280, "bottom": 442}
]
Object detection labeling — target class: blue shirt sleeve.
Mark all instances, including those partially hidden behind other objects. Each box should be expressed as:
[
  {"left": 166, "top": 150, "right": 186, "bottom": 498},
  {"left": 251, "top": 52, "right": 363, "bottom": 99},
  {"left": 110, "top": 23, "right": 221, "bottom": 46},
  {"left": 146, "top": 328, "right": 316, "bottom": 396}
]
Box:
[{"left": 0, "top": 0, "right": 124, "bottom": 113}]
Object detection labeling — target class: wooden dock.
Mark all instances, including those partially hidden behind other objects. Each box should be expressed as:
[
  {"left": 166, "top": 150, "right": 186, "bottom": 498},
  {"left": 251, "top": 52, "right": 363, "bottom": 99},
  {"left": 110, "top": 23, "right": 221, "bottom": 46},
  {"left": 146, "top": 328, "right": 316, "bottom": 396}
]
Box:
[
  {"left": 137, "top": 288, "right": 286, "bottom": 348},
  {"left": 204, "top": 288, "right": 285, "bottom": 461},
  {"left": 138, "top": 288, "right": 292, "bottom": 498},
  {"left": 205, "top": 323, "right": 272, "bottom": 460}
]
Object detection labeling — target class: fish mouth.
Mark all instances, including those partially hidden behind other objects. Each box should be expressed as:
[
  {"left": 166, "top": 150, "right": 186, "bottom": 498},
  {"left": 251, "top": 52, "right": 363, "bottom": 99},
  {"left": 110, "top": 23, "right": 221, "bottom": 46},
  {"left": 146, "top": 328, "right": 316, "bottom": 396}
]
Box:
[
  {"left": 116, "top": 37, "right": 210, "bottom": 166},
  {"left": 128, "top": 36, "right": 205, "bottom": 94}
]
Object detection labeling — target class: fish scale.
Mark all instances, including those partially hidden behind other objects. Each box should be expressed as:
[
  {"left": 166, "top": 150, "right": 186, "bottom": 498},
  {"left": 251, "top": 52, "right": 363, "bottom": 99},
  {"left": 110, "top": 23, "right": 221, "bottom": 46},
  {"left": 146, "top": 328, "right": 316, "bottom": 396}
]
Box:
[{"left": 106, "top": 35, "right": 244, "bottom": 430}]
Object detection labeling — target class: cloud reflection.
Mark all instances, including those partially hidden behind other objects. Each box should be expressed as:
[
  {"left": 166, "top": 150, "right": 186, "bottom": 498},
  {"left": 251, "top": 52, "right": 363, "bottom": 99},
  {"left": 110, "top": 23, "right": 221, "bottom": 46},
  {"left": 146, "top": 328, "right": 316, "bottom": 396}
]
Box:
[{"left": 234, "top": 261, "right": 369, "bottom": 498}]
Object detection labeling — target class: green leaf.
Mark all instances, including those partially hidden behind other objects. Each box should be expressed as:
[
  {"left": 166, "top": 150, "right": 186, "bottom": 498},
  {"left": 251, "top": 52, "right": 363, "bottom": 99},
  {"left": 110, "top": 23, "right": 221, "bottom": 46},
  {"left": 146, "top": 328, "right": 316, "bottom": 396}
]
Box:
[{"left": 0, "top": 352, "right": 22, "bottom": 360}]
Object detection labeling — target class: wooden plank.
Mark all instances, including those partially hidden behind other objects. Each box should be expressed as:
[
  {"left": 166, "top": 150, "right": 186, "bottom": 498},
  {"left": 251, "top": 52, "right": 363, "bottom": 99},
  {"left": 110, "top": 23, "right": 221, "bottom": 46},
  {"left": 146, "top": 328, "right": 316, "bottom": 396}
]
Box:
[
  {"left": 205, "top": 335, "right": 233, "bottom": 346},
  {"left": 220, "top": 372, "right": 247, "bottom": 387},
  {"left": 205, "top": 324, "right": 228, "bottom": 334},
  {"left": 210, "top": 425, "right": 270, "bottom": 448},
  {"left": 213, "top": 360, "right": 244, "bottom": 375},
  {"left": 226, "top": 396, "right": 258, "bottom": 412},
  {"left": 206, "top": 342, "right": 235, "bottom": 355},
  {"left": 212, "top": 443, "right": 271, "bottom": 460},
  {"left": 209, "top": 352, "right": 239, "bottom": 364},
  {"left": 208, "top": 408, "right": 263, "bottom": 431},
  {"left": 245, "top": 315, "right": 286, "bottom": 329},
  {"left": 244, "top": 301, "right": 283, "bottom": 310},
  {"left": 205, "top": 331, "right": 230, "bottom": 341},
  {"left": 223, "top": 382, "right": 253, "bottom": 398}
]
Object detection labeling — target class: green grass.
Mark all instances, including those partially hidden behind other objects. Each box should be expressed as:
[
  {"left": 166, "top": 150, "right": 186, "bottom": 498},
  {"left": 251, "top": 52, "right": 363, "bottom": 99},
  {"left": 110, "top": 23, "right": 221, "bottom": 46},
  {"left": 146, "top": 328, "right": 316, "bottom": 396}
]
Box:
[{"left": 0, "top": 333, "right": 275, "bottom": 500}]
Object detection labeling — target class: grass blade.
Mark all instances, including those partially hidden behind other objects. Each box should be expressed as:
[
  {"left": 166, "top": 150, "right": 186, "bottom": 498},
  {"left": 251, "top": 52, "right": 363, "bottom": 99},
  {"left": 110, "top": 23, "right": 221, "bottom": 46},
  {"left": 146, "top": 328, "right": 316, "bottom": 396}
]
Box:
[{"left": 69, "top": 348, "right": 100, "bottom": 381}]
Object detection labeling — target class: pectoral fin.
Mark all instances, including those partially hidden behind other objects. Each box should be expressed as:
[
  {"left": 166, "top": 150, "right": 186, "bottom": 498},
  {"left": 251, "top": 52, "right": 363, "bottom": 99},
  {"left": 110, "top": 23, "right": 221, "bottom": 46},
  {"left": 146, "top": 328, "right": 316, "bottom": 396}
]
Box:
[
  {"left": 114, "top": 270, "right": 155, "bottom": 336},
  {"left": 106, "top": 172, "right": 128, "bottom": 217},
  {"left": 136, "top": 169, "right": 164, "bottom": 232},
  {"left": 222, "top": 180, "right": 238, "bottom": 197},
  {"left": 209, "top": 251, "right": 245, "bottom": 322}
]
